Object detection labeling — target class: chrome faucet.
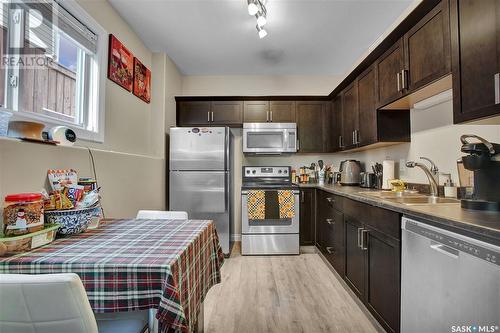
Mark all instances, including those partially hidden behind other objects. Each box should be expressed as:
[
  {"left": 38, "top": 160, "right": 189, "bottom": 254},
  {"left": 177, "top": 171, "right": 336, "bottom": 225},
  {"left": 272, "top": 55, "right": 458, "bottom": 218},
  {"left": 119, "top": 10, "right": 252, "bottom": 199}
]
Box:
[{"left": 406, "top": 157, "right": 439, "bottom": 197}]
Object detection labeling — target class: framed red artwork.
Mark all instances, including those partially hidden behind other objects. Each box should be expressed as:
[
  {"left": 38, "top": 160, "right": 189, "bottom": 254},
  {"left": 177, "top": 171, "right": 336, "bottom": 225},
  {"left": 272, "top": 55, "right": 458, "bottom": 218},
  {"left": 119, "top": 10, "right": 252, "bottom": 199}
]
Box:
[
  {"left": 133, "top": 57, "right": 151, "bottom": 103},
  {"left": 108, "top": 34, "right": 133, "bottom": 91}
]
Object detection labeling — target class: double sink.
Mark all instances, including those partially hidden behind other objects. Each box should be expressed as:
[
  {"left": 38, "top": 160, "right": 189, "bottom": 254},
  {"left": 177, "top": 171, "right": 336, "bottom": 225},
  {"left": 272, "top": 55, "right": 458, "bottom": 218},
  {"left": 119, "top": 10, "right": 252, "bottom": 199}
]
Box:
[{"left": 359, "top": 191, "right": 459, "bottom": 206}]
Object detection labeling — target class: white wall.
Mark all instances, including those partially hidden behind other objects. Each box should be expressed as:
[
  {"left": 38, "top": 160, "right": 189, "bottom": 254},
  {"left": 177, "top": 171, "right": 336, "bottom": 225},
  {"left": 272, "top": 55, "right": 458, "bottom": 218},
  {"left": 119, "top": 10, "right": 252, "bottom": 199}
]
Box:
[
  {"left": 182, "top": 75, "right": 342, "bottom": 96},
  {"left": 0, "top": 0, "right": 183, "bottom": 219}
]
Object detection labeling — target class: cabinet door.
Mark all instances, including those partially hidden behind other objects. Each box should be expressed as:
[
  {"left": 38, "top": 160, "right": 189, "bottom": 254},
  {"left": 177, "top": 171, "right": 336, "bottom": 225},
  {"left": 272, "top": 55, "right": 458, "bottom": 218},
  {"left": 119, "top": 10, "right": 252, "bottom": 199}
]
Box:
[
  {"left": 342, "top": 83, "right": 359, "bottom": 149},
  {"left": 296, "top": 101, "right": 326, "bottom": 153},
  {"left": 364, "top": 227, "right": 401, "bottom": 333},
  {"left": 404, "top": 0, "right": 451, "bottom": 92},
  {"left": 344, "top": 217, "right": 365, "bottom": 299},
  {"left": 177, "top": 101, "right": 211, "bottom": 126},
  {"left": 358, "top": 66, "right": 378, "bottom": 146},
  {"left": 211, "top": 101, "right": 243, "bottom": 125},
  {"left": 243, "top": 100, "right": 269, "bottom": 122},
  {"left": 323, "top": 209, "right": 345, "bottom": 276},
  {"left": 451, "top": 0, "right": 500, "bottom": 123},
  {"left": 299, "top": 189, "right": 315, "bottom": 246},
  {"left": 377, "top": 39, "right": 405, "bottom": 107},
  {"left": 270, "top": 101, "right": 296, "bottom": 122},
  {"left": 326, "top": 96, "right": 343, "bottom": 152}
]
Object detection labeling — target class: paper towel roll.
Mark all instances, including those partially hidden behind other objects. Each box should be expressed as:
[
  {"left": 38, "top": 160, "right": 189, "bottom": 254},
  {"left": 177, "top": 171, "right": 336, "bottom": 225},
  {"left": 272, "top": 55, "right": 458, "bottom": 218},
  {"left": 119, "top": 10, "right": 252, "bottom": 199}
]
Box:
[{"left": 382, "top": 160, "right": 395, "bottom": 190}]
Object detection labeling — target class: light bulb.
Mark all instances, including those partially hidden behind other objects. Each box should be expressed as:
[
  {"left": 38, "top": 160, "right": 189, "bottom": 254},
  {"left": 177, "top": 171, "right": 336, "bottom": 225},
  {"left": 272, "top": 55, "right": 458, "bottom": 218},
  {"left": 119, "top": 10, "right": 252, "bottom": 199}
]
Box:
[
  {"left": 247, "top": 1, "right": 259, "bottom": 15},
  {"left": 258, "top": 28, "right": 268, "bottom": 39},
  {"left": 256, "top": 13, "right": 267, "bottom": 27}
]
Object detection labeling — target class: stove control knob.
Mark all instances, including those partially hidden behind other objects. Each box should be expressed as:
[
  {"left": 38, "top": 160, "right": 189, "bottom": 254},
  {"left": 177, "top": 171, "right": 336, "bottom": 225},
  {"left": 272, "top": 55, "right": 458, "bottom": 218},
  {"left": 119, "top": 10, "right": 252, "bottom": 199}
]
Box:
[
  {"left": 252, "top": 170, "right": 256, "bottom": 174},
  {"left": 246, "top": 170, "right": 250, "bottom": 174},
  {"left": 278, "top": 170, "right": 282, "bottom": 174},
  {"left": 284, "top": 169, "right": 288, "bottom": 174}
]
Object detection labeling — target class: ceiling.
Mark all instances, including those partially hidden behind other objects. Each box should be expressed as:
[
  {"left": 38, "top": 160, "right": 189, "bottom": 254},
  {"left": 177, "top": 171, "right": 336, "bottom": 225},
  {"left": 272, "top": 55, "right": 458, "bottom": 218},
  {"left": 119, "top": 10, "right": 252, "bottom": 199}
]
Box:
[{"left": 108, "top": 0, "right": 413, "bottom": 76}]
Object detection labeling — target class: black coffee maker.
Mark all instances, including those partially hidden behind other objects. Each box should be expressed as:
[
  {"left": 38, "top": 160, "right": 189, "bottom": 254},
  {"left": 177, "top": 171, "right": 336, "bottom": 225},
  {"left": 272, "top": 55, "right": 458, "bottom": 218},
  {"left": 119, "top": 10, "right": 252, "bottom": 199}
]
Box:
[{"left": 460, "top": 134, "right": 500, "bottom": 211}]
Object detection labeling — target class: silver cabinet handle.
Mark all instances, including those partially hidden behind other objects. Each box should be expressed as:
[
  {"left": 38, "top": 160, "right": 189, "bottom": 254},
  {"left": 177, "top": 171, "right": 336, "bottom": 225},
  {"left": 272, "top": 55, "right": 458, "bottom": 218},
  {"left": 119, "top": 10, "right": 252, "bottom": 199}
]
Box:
[
  {"left": 495, "top": 73, "right": 500, "bottom": 104},
  {"left": 301, "top": 191, "right": 304, "bottom": 203},
  {"left": 270, "top": 110, "right": 273, "bottom": 122},
  {"left": 361, "top": 229, "right": 369, "bottom": 250},
  {"left": 207, "top": 111, "right": 210, "bottom": 122},
  {"left": 352, "top": 131, "right": 356, "bottom": 145},
  {"left": 397, "top": 72, "right": 401, "bottom": 92},
  {"left": 326, "top": 197, "right": 335, "bottom": 204},
  {"left": 211, "top": 111, "right": 214, "bottom": 122},
  {"left": 266, "top": 111, "right": 269, "bottom": 122},
  {"left": 297, "top": 139, "right": 300, "bottom": 150},
  {"left": 357, "top": 227, "right": 363, "bottom": 249},
  {"left": 401, "top": 69, "right": 408, "bottom": 90},
  {"left": 326, "top": 218, "right": 335, "bottom": 225},
  {"left": 326, "top": 246, "right": 334, "bottom": 254},
  {"left": 338, "top": 135, "right": 342, "bottom": 148}
]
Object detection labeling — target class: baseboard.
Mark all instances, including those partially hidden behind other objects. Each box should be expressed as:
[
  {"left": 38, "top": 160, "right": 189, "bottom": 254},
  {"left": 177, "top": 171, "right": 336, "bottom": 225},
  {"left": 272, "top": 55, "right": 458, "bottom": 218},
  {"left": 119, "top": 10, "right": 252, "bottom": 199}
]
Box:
[{"left": 230, "top": 234, "right": 241, "bottom": 242}]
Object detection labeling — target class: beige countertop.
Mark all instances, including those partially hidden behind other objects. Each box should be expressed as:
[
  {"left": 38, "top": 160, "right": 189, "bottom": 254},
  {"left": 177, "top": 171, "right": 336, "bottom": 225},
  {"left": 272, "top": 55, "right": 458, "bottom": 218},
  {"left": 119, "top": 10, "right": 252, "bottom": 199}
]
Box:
[{"left": 299, "top": 183, "right": 500, "bottom": 244}]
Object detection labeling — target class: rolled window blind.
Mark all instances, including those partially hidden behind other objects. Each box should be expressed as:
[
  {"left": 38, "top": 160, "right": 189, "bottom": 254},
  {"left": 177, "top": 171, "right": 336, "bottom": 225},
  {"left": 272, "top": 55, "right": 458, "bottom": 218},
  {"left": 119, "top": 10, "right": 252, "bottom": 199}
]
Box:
[{"left": 14, "top": 0, "right": 96, "bottom": 54}]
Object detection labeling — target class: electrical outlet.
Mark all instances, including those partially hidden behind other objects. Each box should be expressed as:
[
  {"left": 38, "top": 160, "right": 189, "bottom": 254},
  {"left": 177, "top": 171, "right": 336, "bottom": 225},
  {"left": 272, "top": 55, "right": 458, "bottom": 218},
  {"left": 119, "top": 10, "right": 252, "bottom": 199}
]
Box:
[{"left": 399, "top": 159, "right": 407, "bottom": 174}]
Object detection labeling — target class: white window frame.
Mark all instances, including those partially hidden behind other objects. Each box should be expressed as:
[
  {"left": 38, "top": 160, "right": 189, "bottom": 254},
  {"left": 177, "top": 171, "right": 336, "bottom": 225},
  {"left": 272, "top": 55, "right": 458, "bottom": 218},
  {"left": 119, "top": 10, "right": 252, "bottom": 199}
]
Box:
[{"left": 6, "top": 0, "right": 107, "bottom": 143}]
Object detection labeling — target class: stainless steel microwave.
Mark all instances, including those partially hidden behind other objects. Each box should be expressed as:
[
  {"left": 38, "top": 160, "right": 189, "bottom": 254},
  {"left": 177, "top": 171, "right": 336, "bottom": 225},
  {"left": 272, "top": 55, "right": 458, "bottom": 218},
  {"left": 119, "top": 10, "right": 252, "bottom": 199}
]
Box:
[{"left": 242, "top": 123, "right": 297, "bottom": 154}]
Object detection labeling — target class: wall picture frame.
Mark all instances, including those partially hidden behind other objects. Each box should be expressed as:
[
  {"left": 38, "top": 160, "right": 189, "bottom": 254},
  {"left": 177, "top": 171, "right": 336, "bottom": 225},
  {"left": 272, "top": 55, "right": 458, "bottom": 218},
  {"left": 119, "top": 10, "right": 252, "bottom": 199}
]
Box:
[
  {"left": 107, "top": 34, "right": 133, "bottom": 91},
  {"left": 133, "top": 57, "right": 151, "bottom": 103}
]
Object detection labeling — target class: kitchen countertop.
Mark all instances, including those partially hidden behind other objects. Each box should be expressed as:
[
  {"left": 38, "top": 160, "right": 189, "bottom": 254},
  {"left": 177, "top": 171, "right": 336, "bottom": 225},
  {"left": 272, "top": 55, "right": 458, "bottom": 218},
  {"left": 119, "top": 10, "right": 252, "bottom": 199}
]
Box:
[{"left": 299, "top": 183, "right": 500, "bottom": 244}]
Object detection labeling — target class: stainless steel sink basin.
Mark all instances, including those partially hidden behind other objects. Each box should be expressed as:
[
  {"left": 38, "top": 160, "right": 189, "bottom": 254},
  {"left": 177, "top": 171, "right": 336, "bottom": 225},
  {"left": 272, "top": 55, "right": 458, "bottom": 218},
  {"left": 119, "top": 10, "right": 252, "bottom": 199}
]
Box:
[
  {"left": 388, "top": 196, "right": 459, "bottom": 205},
  {"left": 359, "top": 191, "right": 460, "bottom": 205},
  {"left": 359, "top": 191, "right": 422, "bottom": 199}
]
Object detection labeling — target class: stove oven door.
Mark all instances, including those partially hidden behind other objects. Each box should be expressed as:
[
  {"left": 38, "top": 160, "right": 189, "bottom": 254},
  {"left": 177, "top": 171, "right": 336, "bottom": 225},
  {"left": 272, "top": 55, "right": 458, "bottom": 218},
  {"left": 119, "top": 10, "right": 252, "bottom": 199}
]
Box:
[{"left": 241, "top": 189, "right": 300, "bottom": 234}]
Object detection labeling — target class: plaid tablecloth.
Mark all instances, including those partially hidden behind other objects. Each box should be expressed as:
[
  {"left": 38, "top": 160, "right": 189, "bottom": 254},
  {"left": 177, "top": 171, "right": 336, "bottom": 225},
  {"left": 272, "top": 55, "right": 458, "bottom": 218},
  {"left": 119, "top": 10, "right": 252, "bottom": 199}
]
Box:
[{"left": 0, "top": 219, "right": 224, "bottom": 333}]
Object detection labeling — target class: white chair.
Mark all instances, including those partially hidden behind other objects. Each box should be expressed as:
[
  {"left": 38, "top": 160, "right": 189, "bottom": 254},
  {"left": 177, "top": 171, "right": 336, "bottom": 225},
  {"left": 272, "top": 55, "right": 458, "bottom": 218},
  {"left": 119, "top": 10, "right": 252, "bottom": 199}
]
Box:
[
  {"left": 136, "top": 210, "right": 188, "bottom": 333},
  {"left": 0, "top": 273, "right": 99, "bottom": 333},
  {"left": 136, "top": 210, "right": 188, "bottom": 220}
]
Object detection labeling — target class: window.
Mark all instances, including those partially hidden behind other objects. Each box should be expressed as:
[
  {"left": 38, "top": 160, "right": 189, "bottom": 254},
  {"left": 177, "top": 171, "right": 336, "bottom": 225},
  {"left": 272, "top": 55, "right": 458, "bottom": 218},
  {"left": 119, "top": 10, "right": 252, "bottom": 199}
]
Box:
[{"left": 0, "top": 0, "right": 107, "bottom": 142}]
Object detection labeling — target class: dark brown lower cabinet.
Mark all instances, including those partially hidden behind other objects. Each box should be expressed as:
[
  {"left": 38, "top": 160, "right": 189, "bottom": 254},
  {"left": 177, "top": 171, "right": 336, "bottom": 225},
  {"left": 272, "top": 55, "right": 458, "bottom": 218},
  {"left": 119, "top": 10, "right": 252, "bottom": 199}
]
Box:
[
  {"left": 343, "top": 198, "right": 402, "bottom": 333},
  {"left": 344, "top": 217, "right": 366, "bottom": 299},
  {"left": 365, "top": 226, "right": 401, "bottom": 333},
  {"left": 299, "top": 189, "right": 315, "bottom": 246}
]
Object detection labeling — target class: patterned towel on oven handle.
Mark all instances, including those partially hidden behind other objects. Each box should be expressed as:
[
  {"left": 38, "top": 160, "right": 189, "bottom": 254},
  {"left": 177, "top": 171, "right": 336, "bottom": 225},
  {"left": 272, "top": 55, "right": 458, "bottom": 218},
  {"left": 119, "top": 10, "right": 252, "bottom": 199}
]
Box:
[
  {"left": 247, "top": 190, "right": 295, "bottom": 220},
  {"left": 278, "top": 190, "right": 295, "bottom": 219},
  {"left": 247, "top": 190, "right": 266, "bottom": 220}
]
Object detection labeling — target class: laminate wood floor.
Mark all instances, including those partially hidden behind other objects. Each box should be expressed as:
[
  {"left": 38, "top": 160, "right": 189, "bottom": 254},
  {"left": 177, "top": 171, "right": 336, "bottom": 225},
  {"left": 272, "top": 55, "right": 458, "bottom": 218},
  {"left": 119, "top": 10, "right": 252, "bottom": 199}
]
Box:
[{"left": 203, "top": 245, "right": 379, "bottom": 333}]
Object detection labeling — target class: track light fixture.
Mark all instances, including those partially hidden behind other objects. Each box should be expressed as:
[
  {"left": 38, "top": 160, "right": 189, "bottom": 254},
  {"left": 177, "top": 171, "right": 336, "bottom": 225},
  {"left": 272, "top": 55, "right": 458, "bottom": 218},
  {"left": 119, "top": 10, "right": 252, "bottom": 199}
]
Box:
[{"left": 247, "top": 0, "right": 268, "bottom": 38}]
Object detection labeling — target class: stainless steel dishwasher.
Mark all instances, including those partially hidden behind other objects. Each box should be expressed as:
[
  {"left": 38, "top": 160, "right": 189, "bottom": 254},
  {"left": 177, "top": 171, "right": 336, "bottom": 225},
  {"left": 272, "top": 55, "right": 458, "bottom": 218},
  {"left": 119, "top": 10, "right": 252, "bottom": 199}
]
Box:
[{"left": 401, "top": 217, "right": 500, "bottom": 333}]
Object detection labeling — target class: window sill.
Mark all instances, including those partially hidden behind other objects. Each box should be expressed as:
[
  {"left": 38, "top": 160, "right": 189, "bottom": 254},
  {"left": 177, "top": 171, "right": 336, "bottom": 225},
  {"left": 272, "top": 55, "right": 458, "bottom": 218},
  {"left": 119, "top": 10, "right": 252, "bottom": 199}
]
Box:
[
  {"left": 0, "top": 136, "right": 163, "bottom": 161},
  {"left": 7, "top": 109, "right": 104, "bottom": 143}
]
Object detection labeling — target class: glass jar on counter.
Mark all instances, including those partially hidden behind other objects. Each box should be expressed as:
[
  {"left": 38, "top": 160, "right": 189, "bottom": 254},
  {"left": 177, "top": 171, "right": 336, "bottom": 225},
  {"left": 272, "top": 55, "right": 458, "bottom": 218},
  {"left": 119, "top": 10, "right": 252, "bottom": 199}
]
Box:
[{"left": 3, "top": 193, "right": 44, "bottom": 236}]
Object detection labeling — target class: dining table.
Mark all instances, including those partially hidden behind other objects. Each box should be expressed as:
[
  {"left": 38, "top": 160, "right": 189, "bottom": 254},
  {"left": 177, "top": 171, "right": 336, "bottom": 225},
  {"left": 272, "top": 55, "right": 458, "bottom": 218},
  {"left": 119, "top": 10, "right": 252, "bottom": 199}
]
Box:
[{"left": 0, "top": 218, "right": 225, "bottom": 333}]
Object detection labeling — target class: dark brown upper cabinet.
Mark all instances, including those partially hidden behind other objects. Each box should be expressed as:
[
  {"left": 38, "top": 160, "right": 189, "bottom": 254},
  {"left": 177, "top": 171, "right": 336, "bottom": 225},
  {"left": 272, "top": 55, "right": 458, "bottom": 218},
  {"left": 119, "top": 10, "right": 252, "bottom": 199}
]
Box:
[
  {"left": 404, "top": 0, "right": 451, "bottom": 92},
  {"left": 296, "top": 101, "right": 327, "bottom": 153},
  {"left": 211, "top": 101, "right": 243, "bottom": 125},
  {"left": 177, "top": 101, "right": 212, "bottom": 126},
  {"left": 243, "top": 100, "right": 269, "bottom": 122},
  {"left": 326, "top": 95, "right": 343, "bottom": 152},
  {"left": 377, "top": 39, "right": 405, "bottom": 107},
  {"left": 269, "top": 100, "right": 296, "bottom": 122},
  {"left": 451, "top": 0, "right": 500, "bottom": 123},
  {"left": 341, "top": 82, "right": 359, "bottom": 149},
  {"left": 357, "top": 66, "right": 378, "bottom": 146}
]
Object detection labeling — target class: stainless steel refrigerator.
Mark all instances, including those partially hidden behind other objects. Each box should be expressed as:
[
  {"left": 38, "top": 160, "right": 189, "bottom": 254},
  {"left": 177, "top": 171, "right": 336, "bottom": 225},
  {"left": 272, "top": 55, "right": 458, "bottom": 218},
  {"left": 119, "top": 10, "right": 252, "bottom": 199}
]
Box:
[{"left": 169, "top": 127, "right": 233, "bottom": 255}]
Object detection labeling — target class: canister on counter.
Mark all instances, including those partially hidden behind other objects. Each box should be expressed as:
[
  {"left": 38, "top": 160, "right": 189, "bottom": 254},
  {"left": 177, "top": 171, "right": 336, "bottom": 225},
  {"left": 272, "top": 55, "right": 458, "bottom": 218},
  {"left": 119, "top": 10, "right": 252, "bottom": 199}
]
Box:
[{"left": 3, "top": 193, "right": 44, "bottom": 236}]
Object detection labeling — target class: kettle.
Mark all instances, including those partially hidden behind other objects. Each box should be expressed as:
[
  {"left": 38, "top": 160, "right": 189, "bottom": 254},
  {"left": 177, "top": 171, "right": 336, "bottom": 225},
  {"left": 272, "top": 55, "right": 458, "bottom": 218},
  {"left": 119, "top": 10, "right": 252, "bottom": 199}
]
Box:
[{"left": 340, "top": 160, "right": 362, "bottom": 186}]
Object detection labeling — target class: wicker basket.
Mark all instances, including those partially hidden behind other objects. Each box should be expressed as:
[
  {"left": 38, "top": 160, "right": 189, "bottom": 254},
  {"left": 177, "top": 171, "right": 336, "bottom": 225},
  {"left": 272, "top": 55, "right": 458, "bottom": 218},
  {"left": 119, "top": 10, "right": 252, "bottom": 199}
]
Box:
[{"left": 0, "top": 224, "right": 60, "bottom": 256}]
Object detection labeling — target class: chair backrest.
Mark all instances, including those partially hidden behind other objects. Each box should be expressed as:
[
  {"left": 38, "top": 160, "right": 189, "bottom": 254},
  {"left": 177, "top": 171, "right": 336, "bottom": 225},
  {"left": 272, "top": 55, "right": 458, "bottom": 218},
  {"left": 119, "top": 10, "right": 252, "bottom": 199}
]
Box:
[
  {"left": 136, "top": 210, "right": 188, "bottom": 220},
  {"left": 0, "top": 273, "right": 98, "bottom": 333}
]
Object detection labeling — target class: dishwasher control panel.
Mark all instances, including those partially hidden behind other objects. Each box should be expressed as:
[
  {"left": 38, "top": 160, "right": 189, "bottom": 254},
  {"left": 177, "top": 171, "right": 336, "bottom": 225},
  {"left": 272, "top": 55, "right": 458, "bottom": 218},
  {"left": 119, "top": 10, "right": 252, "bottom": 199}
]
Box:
[{"left": 404, "top": 219, "right": 499, "bottom": 266}]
